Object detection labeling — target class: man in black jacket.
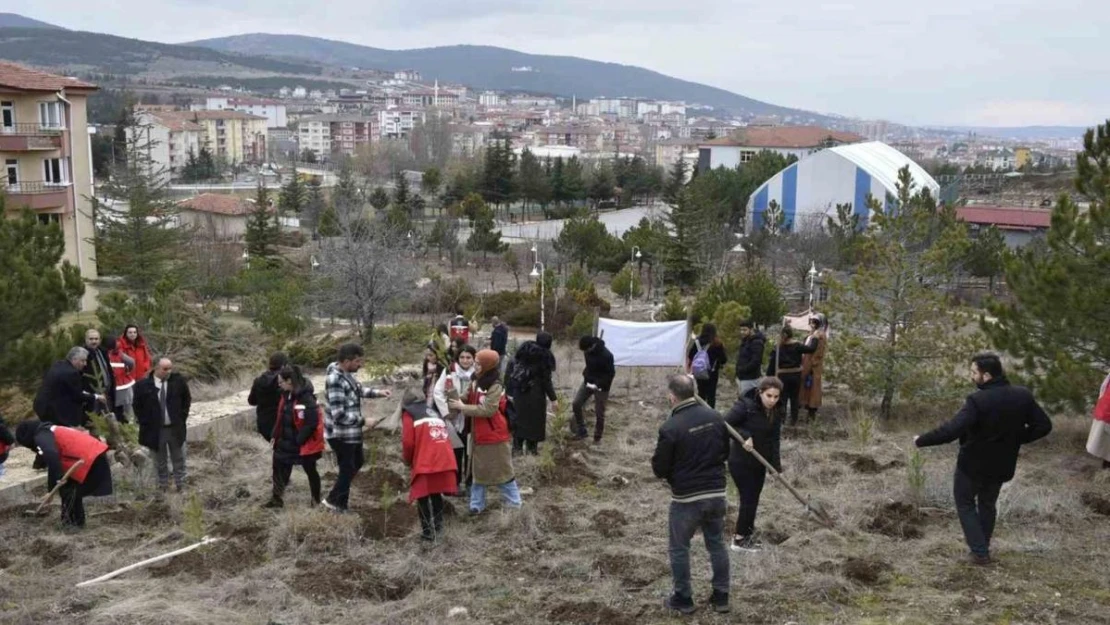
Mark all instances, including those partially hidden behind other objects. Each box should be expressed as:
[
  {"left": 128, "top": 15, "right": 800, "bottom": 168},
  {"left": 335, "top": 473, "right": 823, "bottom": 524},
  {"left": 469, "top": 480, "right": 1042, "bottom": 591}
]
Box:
[
  {"left": 35, "top": 347, "right": 102, "bottom": 428},
  {"left": 572, "top": 336, "right": 616, "bottom": 443},
  {"left": 652, "top": 374, "right": 730, "bottom": 615},
  {"left": 915, "top": 353, "right": 1052, "bottom": 565},
  {"left": 489, "top": 317, "right": 509, "bottom": 373},
  {"left": 81, "top": 329, "right": 116, "bottom": 412},
  {"left": 248, "top": 352, "right": 288, "bottom": 441},
  {"left": 735, "top": 321, "right": 765, "bottom": 398},
  {"left": 134, "top": 357, "right": 192, "bottom": 492}
]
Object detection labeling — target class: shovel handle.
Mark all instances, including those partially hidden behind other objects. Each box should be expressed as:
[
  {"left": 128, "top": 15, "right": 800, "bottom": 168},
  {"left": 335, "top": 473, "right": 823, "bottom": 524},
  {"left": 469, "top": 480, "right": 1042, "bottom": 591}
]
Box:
[
  {"left": 718, "top": 419, "right": 810, "bottom": 508},
  {"left": 35, "top": 459, "right": 85, "bottom": 515}
]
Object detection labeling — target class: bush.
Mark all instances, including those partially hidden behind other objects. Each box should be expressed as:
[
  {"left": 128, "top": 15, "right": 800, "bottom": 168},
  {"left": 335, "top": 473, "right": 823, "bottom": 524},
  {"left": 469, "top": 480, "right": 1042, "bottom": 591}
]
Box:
[
  {"left": 568, "top": 283, "right": 612, "bottom": 317},
  {"left": 691, "top": 275, "right": 745, "bottom": 323},
  {"left": 284, "top": 334, "right": 356, "bottom": 368},
  {"left": 379, "top": 321, "right": 432, "bottom": 346},
  {"left": 711, "top": 301, "right": 753, "bottom": 357},
  {"left": 564, "top": 267, "right": 591, "bottom": 293},
  {"left": 658, "top": 290, "right": 688, "bottom": 321},
  {"left": 570, "top": 309, "right": 597, "bottom": 339},
  {"left": 484, "top": 290, "right": 532, "bottom": 317},
  {"left": 610, "top": 263, "right": 643, "bottom": 301}
]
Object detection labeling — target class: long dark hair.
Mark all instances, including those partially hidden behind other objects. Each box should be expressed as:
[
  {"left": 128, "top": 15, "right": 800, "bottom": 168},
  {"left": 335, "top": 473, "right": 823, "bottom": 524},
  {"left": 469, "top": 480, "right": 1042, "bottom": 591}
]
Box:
[
  {"left": 278, "top": 364, "right": 306, "bottom": 393},
  {"left": 699, "top": 323, "right": 720, "bottom": 346}
]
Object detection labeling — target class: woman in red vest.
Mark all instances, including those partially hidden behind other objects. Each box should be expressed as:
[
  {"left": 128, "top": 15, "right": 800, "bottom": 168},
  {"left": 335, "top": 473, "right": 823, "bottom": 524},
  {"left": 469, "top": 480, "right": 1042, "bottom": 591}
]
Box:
[
  {"left": 118, "top": 325, "right": 154, "bottom": 381},
  {"left": 264, "top": 365, "right": 324, "bottom": 508},
  {"left": 401, "top": 387, "right": 458, "bottom": 542},
  {"left": 447, "top": 349, "right": 522, "bottom": 514},
  {"left": 104, "top": 336, "right": 136, "bottom": 423},
  {"left": 15, "top": 419, "right": 113, "bottom": 528}
]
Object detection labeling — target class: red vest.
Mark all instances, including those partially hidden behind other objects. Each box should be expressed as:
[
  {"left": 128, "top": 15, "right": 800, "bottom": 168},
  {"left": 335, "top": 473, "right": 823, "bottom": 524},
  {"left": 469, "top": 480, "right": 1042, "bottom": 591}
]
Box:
[
  {"left": 273, "top": 396, "right": 326, "bottom": 457},
  {"left": 448, "top": 317, "right": 470, "bottom": 343},
  {"left": 402, "top": 409, "right": 458, "bottom": 479},
  {"left": 50, "top": 425, "right": 108, "bottom": 483},
  {"left": 467, "top": 387, "right": 511, "bottom": 445},
  {"left": 0, "top": 441, "right": 10, "bottom": 457},
  {"left": 108, "top": 349, "right": 134, "bottom": 392}
]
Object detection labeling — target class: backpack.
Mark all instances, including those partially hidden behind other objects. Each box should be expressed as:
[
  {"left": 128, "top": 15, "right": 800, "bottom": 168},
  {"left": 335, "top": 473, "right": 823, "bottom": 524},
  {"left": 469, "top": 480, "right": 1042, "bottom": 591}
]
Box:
[{"left": 691, "top": 340, "right": 712, "bottom": 380}]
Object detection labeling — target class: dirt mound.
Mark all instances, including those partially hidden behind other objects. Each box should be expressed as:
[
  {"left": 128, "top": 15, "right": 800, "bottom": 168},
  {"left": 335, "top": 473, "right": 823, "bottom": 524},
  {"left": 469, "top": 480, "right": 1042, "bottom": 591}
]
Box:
[
  {"left": 863, "top": 502, "right": 924, "bottom": 539},
  {"left": 548, "top": 600, "right": 635, "bottom": 625},
  {"left": 540, "top": 505, "right": 572, "bottom": 533},
  {"left": 360, "top": 503, "right": 420, "bottom": 540},
  {"left": 591, "top": 509, "right": 628, "bottom": 538},
  {"left": 842, "top": 557, "right": 892, "bottom": 585},
  {"left": 149, "top": 533, "right": 266, "bottom": 580},
  {"left": 594, "top": 553, "right": 668, "bottom": 589},
  {"left": 1081, "top": 492, "right": 1110, "bottom": 516},
  {"left": 538, "top": 455, "right": 599, "bottom": 487},
  {"left": 761, "top": 528, "right": 791, "bottom": 545},
  {"left": 102, "top": 500, "right": 174, "bottom": 525},
  {"left": 294, "top": 559, "right": 415, "bottom": 602},
  {"left": 30, "top": 538, "right": 71, "bottom": 568},
  {"left": 830, "top": 452, "right": 903, "bottom": 474},
  {"left": 353, "top": 467, "right": 409, "bottom": 499}
]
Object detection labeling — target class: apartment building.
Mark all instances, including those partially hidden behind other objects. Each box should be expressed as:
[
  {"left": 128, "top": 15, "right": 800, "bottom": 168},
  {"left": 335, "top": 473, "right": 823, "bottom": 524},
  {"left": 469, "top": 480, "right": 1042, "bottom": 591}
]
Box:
[
  {"left": 131, "top": 110, "right": 203, "bottom": 181},
  {"left": 198, "top": 97, "right": 287, "bottom": 128},
  {"left": 297, "top": 114, "right": 374, "bottom": 159},
  {"left": 0, "top": 61, "right": 98, "bottom": 309},
  {"left": 377, "top": 109, "right": 424, "bottom": 140},
  {"left": 188, "top": 110, "right": 268, "bottom": 164}
]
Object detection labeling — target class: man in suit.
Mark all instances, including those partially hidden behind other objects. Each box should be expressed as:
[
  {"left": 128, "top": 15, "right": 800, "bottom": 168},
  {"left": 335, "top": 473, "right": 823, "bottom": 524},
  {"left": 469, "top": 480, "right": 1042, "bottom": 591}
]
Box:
[
  {"left": 135, "top": 357, "right": 192, "bottom": 493},
  {"left": 35, "top": 347, "right": 101, "bottom": 428},
  {"left": 81, "top": 329, "right": 116, "bottom": 415}
]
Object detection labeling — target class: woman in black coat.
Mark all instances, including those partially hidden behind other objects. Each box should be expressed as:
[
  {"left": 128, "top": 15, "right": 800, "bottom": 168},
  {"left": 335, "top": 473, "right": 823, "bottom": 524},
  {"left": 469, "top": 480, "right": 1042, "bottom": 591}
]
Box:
[
  {"left": 505, "top": 339, "right": 557, "bottom": 455},
  {"left": 723, "top": 376, "right": 785, "bottom": 552},
  {"left": 686, "top": 323, "right": 728, "bottom": 408},
  {"left": 264, "top": 365, "right": 323, "bottom": 508}
]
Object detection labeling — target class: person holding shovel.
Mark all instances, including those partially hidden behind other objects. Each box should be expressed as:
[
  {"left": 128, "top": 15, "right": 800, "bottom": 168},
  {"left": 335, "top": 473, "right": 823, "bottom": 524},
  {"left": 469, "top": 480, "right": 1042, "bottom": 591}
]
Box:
[
  {"left": 15, "top": 419, "right": 113, "bottom": 528},
  {"left": 724, "top": 377, "right": 785, "bottom": 552}
]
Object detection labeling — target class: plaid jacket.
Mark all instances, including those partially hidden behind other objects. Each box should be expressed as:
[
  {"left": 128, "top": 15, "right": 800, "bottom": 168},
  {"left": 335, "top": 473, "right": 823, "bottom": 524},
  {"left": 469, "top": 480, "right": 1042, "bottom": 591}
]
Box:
[{"left": 323, "top": 362, "right": 384, "bottom": 443}]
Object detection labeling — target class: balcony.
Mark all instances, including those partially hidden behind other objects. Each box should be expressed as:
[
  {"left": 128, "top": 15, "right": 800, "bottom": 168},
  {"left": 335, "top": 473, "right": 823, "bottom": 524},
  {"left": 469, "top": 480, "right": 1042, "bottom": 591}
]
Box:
[
  {"left": 0, "top": 124, "right": 64, "bottom": 152},
  {"left": 4, "top": 180, "right": 69, "bottom": 210}
]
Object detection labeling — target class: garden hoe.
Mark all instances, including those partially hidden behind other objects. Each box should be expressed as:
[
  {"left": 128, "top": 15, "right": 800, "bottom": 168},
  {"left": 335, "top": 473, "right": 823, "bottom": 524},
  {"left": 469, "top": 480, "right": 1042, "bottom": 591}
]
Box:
[{"left": 25, "top": 459, "right": 84, "bottom": 517}]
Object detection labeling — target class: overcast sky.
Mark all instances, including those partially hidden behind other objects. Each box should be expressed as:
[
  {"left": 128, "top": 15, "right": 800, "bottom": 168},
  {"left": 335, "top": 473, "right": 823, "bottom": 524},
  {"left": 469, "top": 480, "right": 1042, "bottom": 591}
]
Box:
[{"left": 19, "top": 1, "right": 1107, "bottom": 127}]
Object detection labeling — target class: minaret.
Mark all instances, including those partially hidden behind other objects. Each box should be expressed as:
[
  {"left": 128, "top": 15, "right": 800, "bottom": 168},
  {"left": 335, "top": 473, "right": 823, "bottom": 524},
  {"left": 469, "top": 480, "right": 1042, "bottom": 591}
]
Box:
[{"left": 434, "top": 79, "right": 439, "bottom": 107}]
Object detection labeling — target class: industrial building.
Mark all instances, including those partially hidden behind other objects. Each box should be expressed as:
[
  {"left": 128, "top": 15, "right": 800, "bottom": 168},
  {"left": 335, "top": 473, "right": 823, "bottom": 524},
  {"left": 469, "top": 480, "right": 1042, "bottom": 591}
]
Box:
[{"left": 747, "top": 141, "right": 940, "bottom": 232}]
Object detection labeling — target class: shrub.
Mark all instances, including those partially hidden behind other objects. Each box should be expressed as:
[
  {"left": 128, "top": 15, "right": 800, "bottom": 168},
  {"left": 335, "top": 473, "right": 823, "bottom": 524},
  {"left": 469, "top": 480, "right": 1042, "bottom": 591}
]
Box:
[
  {"left": 610, "top": 263, "right": 643, "bottom": 301},
  {"left": 564, "top": 267, "right": 591, "bottom": 293},
  {"left": 379, "top": 321, "right": 431, "bottom": 346},
  {"left": 658, "top": 290, "right": 687, "bottom": 321},
  {"left": 570, "top": 310, "right": 597, "bottom": 341},
  {"left": 284, "top": 334, "right": 356, "bottom": 368},
  {"left": 484, "top": 290, "right": 532, "bottom": 317},
  {"left": 711, "top": 301, "right": 753, "bottom": 357}
]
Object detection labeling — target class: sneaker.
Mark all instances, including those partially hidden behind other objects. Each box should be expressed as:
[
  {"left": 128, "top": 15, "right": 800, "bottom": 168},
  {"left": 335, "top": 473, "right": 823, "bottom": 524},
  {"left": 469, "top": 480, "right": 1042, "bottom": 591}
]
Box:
[
  {"left": 730, "top": 535, "right": 762, "bottom": 552},
  {"left": 708, "top": 590, "right": 730, "bottom": 614},
  {"left": 519, "top": 486, "right": 535, "bottom": 496},
  {"left": 571, "top": 432, "right": 588, "bottom": 441},
  {"left": 664, "top": 593, "right": 697, "bottom": 615},
  {"left": 468, "top": 508, "right": 482, "bottom": 516},
  {"left": 966, "top": 552, "right": 992, "bottom": 566},
  {"left": 321, "top": 499, "right": 346, "bottom": 514},
  {"left": 262, "top": 498, "right": 284, "bottom": 509}
]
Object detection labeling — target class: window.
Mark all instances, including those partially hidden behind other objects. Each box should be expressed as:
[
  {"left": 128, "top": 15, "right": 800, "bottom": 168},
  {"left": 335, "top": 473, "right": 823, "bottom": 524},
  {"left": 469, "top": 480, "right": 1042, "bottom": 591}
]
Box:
[
  {"left": 37, "top": 213, "right": 61, "bottom": 226},
  {"left": 740, "top": 151, "right": 754, "bottom": 163},
  {"left": 43, "top": 157, "right": 67, "bottom": 184},
  {"left": 5, "top": 159, "right": 17, "bottom": 185},
  {"left": 38, "top": 101, "right": 63, "bottom": 129},
  {"left": 1, "top": 101, "right": 13, "bottom": 131}
]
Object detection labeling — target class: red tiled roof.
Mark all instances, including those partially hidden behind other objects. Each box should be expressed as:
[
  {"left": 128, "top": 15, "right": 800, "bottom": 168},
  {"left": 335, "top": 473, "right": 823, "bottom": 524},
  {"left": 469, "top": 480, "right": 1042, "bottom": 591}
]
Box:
[
  {"left": 0, "top": 61, "right": 97, "bottom": 92},
  {"left": 956, "top": 206, "right": 1051, "bottom": 230},
  {"left": 701, "top": 125, "right": 862, "bottom": 149},
  {"left": 177, "top": 194, "right": 255, "bottom": 216}
]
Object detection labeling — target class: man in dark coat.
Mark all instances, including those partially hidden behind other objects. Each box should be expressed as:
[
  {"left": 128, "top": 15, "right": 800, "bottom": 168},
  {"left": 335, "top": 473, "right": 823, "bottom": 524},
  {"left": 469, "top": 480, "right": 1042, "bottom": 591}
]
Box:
[
  {"left": 572, "top": 336, "right": 616, "bottom": 443},
  {"left": 505, "top": 339, "right": 557, "bottom": 455},
  {"left": 81, "top": 329, "right": 116, "bottom": 412},
  {"left": 134, "top": 357, "right": 192, "bottom": 492},
  {"left": 734, "top": 321, "right": 765, "bottom": 398},
  {"left": 489, "top": 317, "right": 509, "bottom": 373},
  {"left": 652, "top": 374, "right": 731, "bottom": 615},
  {"left": 248, "top": 352, "right": 288, "bottom": 441},
  {"left": 915, "top": 353, "right": 1052, "bottom": 566},
  {"left": 34, "top": 347, "right": 101, "bottom": 428}
]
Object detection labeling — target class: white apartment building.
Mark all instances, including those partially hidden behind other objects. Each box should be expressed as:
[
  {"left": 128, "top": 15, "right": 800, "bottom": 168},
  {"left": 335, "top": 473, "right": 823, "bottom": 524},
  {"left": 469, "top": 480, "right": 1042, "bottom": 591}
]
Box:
[
  {"left": 377, "top": 109, "right": 424, "bottom": 139},
  {"left": 200, "top": 97, "right": 288, "bottom": 128},
  {"left": 131, "top": 111, "right": 203, "bottom": 182},
  {"left": 479, "top": 91, "right": 502, "bottom": 107},
  {"left": 298, "top": 116, "right": 332, "bottom": 156}
]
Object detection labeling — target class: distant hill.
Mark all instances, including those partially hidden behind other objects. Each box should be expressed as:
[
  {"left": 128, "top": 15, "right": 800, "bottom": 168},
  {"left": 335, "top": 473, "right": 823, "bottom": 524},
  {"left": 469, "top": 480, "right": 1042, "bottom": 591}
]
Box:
[
  {"left": 0, "top": 13, "right": 63, "bottom": 29},
  {"left": 927, "top": 125, "right": 1092, "bottom": 141},
  {"left": 187, "top": 33, "right": 822, "bottom": 119},
  {"left": 0, "top": 27, "right": 323, "bottom": 77}
]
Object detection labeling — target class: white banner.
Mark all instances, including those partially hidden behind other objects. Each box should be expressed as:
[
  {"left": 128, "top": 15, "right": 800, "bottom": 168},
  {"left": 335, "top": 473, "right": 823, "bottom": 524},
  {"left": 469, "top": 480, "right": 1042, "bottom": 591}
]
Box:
[{"left": 596, "top": 318, "right": 689, "bottom": 367}]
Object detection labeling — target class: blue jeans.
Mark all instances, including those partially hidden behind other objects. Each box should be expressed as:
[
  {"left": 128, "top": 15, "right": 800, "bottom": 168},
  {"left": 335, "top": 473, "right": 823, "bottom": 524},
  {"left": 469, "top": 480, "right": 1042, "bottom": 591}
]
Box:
[
  {"left": 469, "top": 479, "right": 523, "bottom": 513},
  {"left": 669, "top": 497, "right": 730, "bottom": 598},
  {"left": 953, "top": 468, "right": 1003, "bottom": 556}
]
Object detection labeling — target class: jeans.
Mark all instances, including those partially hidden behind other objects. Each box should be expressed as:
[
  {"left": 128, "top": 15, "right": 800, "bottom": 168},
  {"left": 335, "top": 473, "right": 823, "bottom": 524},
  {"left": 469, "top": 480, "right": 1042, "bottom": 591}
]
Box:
[
  {"left": 696, "top": 376, "right": 720, "bottom": 409},
  {"left": 326, "top": 440, "right": 365, "bottom": 510},
  {"left": 572, "top": 384, "right": 609, "bottom": 441},
  {"left": 272, "top": 457, "right": 321, "bottom": 504},
  {"left": 729, "top": 463, "right": 766, "bottom": 537},
  {"left": 513, "top": 437, "right": 540, "bottom": 456},
  {"left": 668, "top": 497, "right": 730, "bottom": 598},
  {"left": 417, "top": 494, "right": 446, "bottom": 539},
  {"left": 469, "top": 479, "right": 523, "bottom": 513},
  {"left": 779, "top": 373, "right": 802, "bottom": 425},
  {"left": 953, "top": 468, "right": 1003, "bottom": 556},
  {"left": 155, "top": 426, "right": 187, "bottom": 489},
  {"left": 738, "top": 378, "right": 759, "bottom": 398}
]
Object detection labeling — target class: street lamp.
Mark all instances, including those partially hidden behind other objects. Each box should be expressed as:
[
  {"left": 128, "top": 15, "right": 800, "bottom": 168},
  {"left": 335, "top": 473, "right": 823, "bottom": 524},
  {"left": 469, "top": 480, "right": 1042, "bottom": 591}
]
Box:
[
  {"left": 807, "top": 262, "right": 820, "bottom": 310},
  {"left": 629, "top": 246, "right": 642, "bottom": 304},
  {"left": 242, "top": 249, "right": 249, "bottom": 270},
  {"left": 530, "top": 261, "right": 546, "bottom": 332}
]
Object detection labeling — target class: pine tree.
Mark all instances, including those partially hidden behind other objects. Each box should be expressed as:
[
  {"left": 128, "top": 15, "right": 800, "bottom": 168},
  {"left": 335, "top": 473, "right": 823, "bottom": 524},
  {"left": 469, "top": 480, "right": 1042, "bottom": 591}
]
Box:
[
  {"left": 391, "top": 172, "right": 411, "bottom": 211},
  {"left": 984, "top": 121, "right": 1110, "bottom": 409},
  {"left": 278, "top": 168, "right": 307, "bottom": 216},
  {"left": 464, "top": 193, "right": 507, "bottom": 259},
  {"left": 561, "top": 156, "right": 587, "bottom": 205},
  {"left": 518, "top": 148, "right": 550, "bottom": 214},
  {"left": 663, "top": 159, "right": 688, "bottom": 206},
  {"left": 588, "top": 161, "right": 616, "bottom": 209},
  {"left": 963, "top": 225, "right": 1007, "bottom": 292},
  {"left": 244, "top": 182, "right": 280, "bottom": 267},
  {"left": 368, "top": 186, "right": 391, "bottom": 211},
  {"left": 663, "top": 188, "right": 704, "bottom": 287},
  {"left": 304, "top": 177, "right": 326, "bottom": 234}
]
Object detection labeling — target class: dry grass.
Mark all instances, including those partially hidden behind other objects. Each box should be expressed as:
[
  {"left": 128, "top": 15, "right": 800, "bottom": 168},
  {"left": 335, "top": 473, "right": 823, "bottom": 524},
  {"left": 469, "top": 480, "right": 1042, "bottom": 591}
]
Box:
[{"left": 2, "top": 347, "right": 1110, "bottom": 624}]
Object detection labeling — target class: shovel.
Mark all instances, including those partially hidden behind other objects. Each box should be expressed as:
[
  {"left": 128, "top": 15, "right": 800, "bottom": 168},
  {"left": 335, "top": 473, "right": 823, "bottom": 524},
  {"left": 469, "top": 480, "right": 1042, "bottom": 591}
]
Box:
[{"left": 25, "top": 459, "right": 84, "bottom": 517}]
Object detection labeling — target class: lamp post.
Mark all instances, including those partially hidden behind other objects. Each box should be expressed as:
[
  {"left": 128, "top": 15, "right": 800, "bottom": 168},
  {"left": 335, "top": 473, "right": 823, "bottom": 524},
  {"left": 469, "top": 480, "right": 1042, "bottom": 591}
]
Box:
[
  {"left": 530, "top": 261, "right": 546, "bottom": 332},
  {"left": 242, "top": 249, "right": 250, "bottom": 270},
  {"left": 629, "top": 245, "right": 642, "bottom": 304},
  {"left": 807, "top": 261, "right": 820, "bottom": 311}
]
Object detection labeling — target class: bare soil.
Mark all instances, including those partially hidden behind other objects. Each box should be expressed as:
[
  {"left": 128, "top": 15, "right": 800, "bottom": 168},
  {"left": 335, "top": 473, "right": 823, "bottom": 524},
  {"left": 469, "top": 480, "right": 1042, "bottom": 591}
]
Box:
[{"left": 2, "top": 349, "right": 1109, "bottom": 624}]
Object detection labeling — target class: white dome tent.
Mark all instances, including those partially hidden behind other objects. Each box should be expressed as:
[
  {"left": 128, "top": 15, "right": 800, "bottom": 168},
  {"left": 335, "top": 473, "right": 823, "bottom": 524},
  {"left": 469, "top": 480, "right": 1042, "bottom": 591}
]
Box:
[{"left": 746, "top": 141, "right": 940, "bottom": 232}]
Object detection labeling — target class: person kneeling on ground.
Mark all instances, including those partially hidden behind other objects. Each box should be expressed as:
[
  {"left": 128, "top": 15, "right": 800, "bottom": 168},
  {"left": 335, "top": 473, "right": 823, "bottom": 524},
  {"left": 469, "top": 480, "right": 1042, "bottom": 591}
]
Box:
[
  {"left": 15, "top": 419, "right": 113, "bottom": 528},
  {"left": 724, "top": 376, "right": 785, "bottom": 552},
  {"left": 448, "top": 349, "right": 522, "bottom": 514},
  {"left": 265, "top": 365, "right": 324, "bottom": 508},
  {"left": 914, "top": 352, "right": 1052, "bottom": 566},
  {"left": 401, "top": 387, "right": 458, "bottom": 542},
  {"left": 652, "top": 374, "right": 731, "bottom": 615}
]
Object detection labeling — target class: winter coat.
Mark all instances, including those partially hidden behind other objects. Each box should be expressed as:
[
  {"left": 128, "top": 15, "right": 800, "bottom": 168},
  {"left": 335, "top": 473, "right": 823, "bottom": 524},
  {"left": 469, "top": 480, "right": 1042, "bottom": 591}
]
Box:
[
  {"left": 687, "top": 339, "right": 728, "bottom": 382},
  {"left": 402, "top": 401, "right": 458, "bottom": 481},
  {"left": 460, "top": 381, "right": 514, "bottom": 485},
  {"left": 916, "top": 377, "right": 1052, "bottom": 483},
  {"left": 118, "top": 333, "right": 154, "bottom": 381},
  {"left": 272, "top": 385, "right": 324, "bottom": 464},
  {"left": 34, "top": 360, "right": 95, "bottom": 427},
  {"left": 536, "top": 332, "right": 557, "bottom": 373},
  {"left": 799, "top": 330, "right": 827, "bottom": 408},
  {"left": 134, "top": 372, "right": 192, "bottom": 451},
  {"left": 432, "top": 363, "right": 477, "bottom": 434},
  {"left": 735, "top": 332, "right": 766, "bottom": 381},
  {"left": 323, "top": 361, "right": 386, "bottom": 443},
  {"left": 582, "top": 339, "right": 616, "bottom": 392},
  {"left": 248, "top": 369, "right": 283, "bottom": 441},
  {"left": 651, "top": 398, "right": 729, "bottom": 502},
  {"left": 82, "top": 346, "right": 116, "bottom": 411},
  {"left": 505, "top": 341, "right": 557, "bottom": 442},
  {"left": 30, "top": 424, "right": 109, "bottom": 488},
  {"left": 490, "top": 323, "right": 509, "bottom": 356},
  {"left": 108, "top": 349, "right": 135, "bottom": 408},
  {"left": 766, "top": 339, "right": 816, "bottom": 377},
  {"left": 724, "top": 388, "right": 785, "bottom": 471}
]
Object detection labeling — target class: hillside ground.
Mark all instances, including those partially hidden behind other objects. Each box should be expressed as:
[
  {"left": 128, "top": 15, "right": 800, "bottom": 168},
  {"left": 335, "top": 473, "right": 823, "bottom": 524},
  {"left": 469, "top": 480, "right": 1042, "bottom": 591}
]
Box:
[{"left": 1, "top": 346, "right": 1108, "bottom": 625}]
